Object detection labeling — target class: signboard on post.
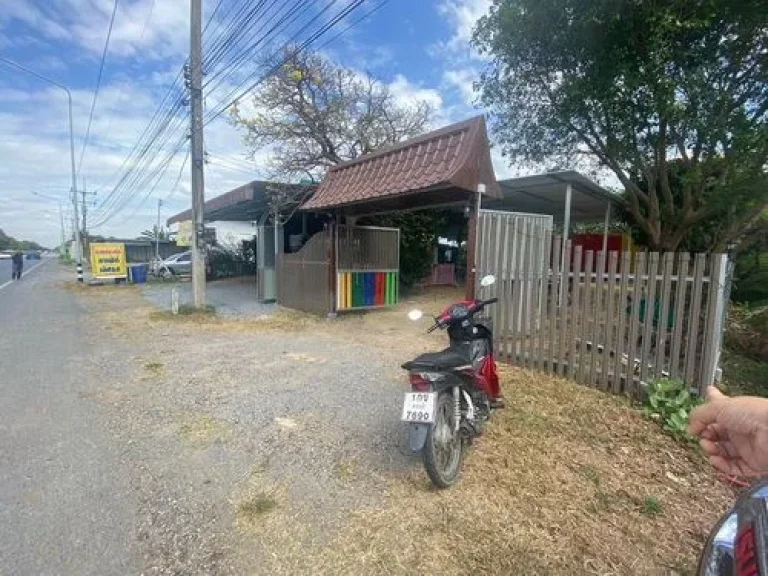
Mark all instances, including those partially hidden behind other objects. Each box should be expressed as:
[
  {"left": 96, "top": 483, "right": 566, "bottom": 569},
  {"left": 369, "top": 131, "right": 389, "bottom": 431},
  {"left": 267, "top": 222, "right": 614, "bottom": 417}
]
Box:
[
  {"left": 177, "top": 220, "right": 193, "bottom": 247},
  {"left": 90, "top": 243, "right": 127, "bottom": 279}
]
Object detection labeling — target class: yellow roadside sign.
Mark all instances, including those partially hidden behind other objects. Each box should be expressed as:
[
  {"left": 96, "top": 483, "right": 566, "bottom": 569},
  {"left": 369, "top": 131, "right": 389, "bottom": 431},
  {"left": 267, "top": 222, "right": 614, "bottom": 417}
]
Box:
[
  {"left": 177, "top": 220, "right": 193, "bottom": 247},
  {"left": 90, "top": 243, "right": 127, "bottom": 279}
]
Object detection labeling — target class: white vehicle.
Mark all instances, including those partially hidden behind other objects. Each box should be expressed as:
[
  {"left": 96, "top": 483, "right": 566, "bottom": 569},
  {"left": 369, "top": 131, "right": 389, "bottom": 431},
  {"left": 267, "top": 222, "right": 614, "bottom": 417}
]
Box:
[{"left": 0, "top": 252, "right": 11, "bottom": 260}]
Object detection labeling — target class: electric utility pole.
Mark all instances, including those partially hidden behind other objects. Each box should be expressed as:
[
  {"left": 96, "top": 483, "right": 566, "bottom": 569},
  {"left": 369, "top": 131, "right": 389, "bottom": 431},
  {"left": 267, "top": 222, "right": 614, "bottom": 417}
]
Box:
[
  {"left": 81, "top": 177, "right": 96, "bottom": 252},
  {"left": 188, "top": 0, "right": 206, "bottom": 307},
  {"left": 155, "top": 198, "right": 163, "bottom": 261}
]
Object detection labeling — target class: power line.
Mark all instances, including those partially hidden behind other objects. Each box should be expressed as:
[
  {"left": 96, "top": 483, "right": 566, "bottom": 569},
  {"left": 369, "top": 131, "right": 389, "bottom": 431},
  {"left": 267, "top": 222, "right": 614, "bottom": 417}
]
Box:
[
  {"left": 203, "top": 0, "right": 310, "bottom": 94},
  {"left": 203, "top": 0, "right": 367, "bottom": 125},
  {"left": 139, "top": 0, "right": 156, "bottom": 42},
  {"left": 77, "top": 0, "right": 120, "bottom": 176},
  {"left": 315, "top": 0, "right": 390, "bottom": 52},
  {"left": 164, "top": 149, "right": 190, "bottom": 201}
]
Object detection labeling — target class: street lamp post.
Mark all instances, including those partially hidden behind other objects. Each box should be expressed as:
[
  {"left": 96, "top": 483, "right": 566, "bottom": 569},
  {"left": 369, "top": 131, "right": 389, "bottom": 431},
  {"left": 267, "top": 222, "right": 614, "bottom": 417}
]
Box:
[
  {"left": 31, "top": 192, "right": 67, "bottom": 253},
  {"left": 0, "top": 56, "right": 83, "bottom": 282}
]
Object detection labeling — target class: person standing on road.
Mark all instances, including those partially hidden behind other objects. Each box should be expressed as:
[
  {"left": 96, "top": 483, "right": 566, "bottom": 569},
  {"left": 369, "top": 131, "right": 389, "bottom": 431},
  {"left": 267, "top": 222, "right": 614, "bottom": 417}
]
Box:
[{"left": 11, "top": 250, "right": 23, "bottom": 280}]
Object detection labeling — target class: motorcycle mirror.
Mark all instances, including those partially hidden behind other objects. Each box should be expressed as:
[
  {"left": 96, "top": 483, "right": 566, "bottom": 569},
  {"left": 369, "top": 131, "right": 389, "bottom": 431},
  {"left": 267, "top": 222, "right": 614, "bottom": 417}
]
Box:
[
  {"left": 480, "top": 275, "right": 496, "bottom": 287},
  {"left": 698, "top": 480, "right": 768, "bottom": 575},
  {"left": 407, "top": 309, "right": 424, "bottom": 321}
]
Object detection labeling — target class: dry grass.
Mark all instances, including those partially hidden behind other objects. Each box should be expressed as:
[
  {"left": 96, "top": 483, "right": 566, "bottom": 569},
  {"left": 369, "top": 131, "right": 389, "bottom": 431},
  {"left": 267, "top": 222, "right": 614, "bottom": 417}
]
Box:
[
  {"left": 259, "top": 365, "right": 736, "bottom": 575},
  {"left": 69, "top": 280, "right": 738, "bottom": 574}
]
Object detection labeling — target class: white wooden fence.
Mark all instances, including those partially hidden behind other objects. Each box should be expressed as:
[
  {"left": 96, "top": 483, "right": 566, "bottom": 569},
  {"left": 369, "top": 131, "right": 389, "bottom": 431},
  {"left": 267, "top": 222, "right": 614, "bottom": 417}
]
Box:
[{"left": 476, "top": 212, "right": 729, "bottom": 395}]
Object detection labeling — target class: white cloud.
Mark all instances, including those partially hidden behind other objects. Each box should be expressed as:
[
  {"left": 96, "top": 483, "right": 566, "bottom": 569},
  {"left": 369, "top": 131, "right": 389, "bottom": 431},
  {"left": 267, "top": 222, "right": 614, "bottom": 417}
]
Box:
[
  {"left": 437, "top": 0, "right": 492, "bottom": 51},
  {"left": 443, "top": 68, "right": 479, "bottom": 106},
  {"left": 388, "top": 74, "right": 443, "bottom": 113}
]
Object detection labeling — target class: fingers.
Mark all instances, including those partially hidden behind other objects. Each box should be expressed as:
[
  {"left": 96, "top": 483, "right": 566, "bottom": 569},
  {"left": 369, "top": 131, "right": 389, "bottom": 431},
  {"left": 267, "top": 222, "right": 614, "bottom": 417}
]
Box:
[
  {"left": 706, "top": 386, "right": 725, "bottom": 402},
  {"left": 689, "top": 399, "right": 725, "bottom": 436}
]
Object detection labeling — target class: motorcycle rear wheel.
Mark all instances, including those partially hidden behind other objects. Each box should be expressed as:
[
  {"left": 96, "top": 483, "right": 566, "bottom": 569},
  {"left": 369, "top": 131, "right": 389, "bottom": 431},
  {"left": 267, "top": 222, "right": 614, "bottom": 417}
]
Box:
[{"left": 422, "top": 391, "right": 464, "bottom": 488}]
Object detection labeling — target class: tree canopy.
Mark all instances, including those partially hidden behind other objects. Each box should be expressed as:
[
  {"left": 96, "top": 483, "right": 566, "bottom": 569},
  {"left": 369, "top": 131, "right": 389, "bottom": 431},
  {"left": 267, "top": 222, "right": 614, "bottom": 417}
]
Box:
[
  {"left": 0, "top": 228, "right": 44, "bottom": 251},
  {"left": 230, "top": 49, "right": 433, "bottom": 181},
  {"left": 474, "top": 0, "right": 768, "bottom": 251}
]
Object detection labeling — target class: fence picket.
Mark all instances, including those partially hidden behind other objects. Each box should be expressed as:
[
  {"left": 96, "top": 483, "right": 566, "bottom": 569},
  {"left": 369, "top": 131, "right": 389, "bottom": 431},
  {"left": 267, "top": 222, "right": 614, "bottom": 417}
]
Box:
[
  {"left": 654, "top": 252, "right": 675, "bottom": 377},
  {"left": 669, "top": 253, "right": 690, "bottom": 379},
  {"left": 578, "top": 251, "right": 594, "bottom": 385},
  {"left": 536, "top": 227, "right": 553, "bottom": 369},
  {"left": 612, "top": 251, "right": 632, "bottom": 393},
  {"left": 548, "top": 237, "right": 562, "bottom": 373},
  {"left": 510, "top": 219, "right": 526, "bottom": 363},
  {"left": 519, "top": 220, "right": 533, "bottom": 367},
  {"left": 557, "top": 240, "right": 573, "bottom": 376},
  {"left": 625, "top": 253, "right": 647, "bottom": 396},
  {"left": 639, "top": 252, "right": 660, "bottom": 384},
  {"left": 567, "top": 246, "right": 583, "bottom": 379},
  {"left": 493, "top": 215, "right": 508, "bottom": 357},
  {"left": 684, "top": 254, "right": 706, "bottom": 385},
  {"left": 701, "top": 254, "right": 726, "bottom": 393},
  {"left": 600, "top": 251, "right": 619, "bottom": 390},
  {"left": 588, "top": 251, "right": 606, "bottom": 387},
  {"left": 501, "top": 220, "right": 515, "bottom": 362}
]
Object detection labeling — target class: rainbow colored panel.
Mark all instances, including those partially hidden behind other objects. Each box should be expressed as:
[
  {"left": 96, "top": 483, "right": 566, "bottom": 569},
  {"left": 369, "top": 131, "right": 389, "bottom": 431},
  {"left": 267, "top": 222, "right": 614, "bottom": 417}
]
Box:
[{"left": 337, "top": 271, "right": 399, "bottom": 310}]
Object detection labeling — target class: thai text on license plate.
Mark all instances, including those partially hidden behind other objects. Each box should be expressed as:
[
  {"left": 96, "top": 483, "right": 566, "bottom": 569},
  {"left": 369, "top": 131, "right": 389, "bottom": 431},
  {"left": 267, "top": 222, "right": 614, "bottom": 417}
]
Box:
[{"left": 401, "top": 392, "right": 436, "bottom": 423}]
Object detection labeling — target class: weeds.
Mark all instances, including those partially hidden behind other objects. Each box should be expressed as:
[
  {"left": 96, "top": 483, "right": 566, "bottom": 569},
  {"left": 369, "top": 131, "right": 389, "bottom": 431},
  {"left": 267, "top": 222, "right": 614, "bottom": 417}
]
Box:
[
  {"left": 643, "top": 378, "right": 701, "bottom": 441},
  {"left": 641, "top": 495, "right": 663, "bottom": 516},
  {"left": 143, "top": 361, "right": 164, "bottom": 374},
  {"left": 238, "top": 493, "right": 278, "bottom": 524}
]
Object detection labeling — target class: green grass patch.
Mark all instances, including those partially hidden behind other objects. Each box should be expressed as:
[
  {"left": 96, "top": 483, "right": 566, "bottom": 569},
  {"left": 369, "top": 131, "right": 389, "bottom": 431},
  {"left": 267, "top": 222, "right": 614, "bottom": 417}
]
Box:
[
  {"left": 143, "top": 361, "right": 164, "bottom": 374},
  {"left": 640, "top": 495, "right": 663, "bottom": 516},
  {"left": 238, "top": 493, "right": 278, "bottom": 523}
]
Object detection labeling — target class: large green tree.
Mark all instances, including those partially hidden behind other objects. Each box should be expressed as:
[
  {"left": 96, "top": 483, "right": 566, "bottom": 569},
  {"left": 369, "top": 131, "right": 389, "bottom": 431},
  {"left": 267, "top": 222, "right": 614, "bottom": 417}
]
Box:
[{"left": 474, "top": 0, "right": 768, "bottom": 251}]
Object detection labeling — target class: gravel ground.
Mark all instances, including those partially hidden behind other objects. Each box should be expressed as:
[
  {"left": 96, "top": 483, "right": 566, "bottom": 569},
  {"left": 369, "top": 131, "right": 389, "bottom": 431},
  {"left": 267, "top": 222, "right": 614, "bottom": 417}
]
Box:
[
  {"left": 140, "top": 277, "right": 277, "bottom": 318},
  {"left": 75, "top": 285, "right": 420, "bottom": 574}
]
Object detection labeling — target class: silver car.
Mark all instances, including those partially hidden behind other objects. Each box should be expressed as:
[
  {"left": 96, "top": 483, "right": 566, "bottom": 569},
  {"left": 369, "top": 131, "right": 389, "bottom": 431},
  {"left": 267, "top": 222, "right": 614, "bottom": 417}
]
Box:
[{"left": 160, "top": 251, "right": 192, "bottom": 277}]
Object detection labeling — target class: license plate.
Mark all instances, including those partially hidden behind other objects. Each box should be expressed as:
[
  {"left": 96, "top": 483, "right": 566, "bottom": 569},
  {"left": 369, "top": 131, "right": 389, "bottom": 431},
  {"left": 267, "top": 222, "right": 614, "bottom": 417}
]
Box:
[{"left": 401, "top": 392, "right": 436, "bottom": 423}]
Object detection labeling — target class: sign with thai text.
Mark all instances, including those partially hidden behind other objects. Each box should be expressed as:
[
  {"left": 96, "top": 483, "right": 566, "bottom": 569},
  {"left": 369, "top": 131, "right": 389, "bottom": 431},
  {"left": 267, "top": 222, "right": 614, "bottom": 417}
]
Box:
[{"left": 90, "top": 243, "right": 127, "bottom": 279}]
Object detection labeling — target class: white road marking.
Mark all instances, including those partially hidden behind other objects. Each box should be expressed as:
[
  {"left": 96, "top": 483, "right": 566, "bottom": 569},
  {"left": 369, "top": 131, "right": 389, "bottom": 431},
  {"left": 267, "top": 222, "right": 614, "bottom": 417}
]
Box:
[{"left": 0, "top": 259, "right": 47, "bottom": 292}]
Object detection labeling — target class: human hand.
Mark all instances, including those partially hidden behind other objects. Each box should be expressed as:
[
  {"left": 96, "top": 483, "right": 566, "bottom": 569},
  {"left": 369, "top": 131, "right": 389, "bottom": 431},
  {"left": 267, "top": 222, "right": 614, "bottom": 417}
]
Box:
[{"left": 688, "top": 387, "right": 768, "bottom": 477}]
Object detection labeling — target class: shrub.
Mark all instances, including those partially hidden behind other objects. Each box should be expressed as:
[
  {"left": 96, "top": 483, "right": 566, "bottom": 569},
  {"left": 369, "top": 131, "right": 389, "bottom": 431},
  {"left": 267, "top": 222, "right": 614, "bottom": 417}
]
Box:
[{"left": 643, "top": 378, "right": 701, "bottom": 440}]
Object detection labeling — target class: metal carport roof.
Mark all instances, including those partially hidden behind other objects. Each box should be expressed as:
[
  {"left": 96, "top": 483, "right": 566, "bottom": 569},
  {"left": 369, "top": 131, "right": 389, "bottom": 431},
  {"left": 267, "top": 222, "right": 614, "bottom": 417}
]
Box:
[{"left": 483, "top": 171, "right": 624, "bottom": 224}]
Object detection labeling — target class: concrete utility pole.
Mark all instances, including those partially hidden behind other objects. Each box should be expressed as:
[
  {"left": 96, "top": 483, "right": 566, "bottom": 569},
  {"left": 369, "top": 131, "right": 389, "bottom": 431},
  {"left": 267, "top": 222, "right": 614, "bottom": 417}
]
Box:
[
  {"left": 0, "top": 56, "right": 83, "bottom": 281},
  {"left": 155, "top": 198, "right": 163, "bottom": 261},
  {"left": 81, "top": 177, "right": 96, "bottom": 253},
  {"left": 189, "top": 0, "right": 207, "bottom": 307}
]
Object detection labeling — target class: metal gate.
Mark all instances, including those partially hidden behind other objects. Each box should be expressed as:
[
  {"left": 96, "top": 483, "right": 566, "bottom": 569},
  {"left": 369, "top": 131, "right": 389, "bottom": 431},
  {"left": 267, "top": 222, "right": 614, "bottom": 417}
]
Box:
[
  {"left": 475, "top": 209, "right": 553, "bottom": 336},
  {"left": 278, "top": 229, "right": 332, "bottom": 315}
]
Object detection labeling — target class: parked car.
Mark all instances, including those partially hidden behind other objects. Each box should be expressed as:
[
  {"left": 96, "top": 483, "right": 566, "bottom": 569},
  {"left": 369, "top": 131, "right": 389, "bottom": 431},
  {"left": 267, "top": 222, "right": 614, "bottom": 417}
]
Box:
[
  {"left": 25, "top": 251, "right": 41, "bottom": 260},
  {"left": 159, "top": 251, "right": 192, "bottom": 277}
]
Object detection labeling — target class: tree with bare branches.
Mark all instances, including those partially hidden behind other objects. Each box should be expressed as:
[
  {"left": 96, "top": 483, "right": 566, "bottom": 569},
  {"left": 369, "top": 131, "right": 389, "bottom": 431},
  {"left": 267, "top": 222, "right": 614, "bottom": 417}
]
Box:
[{"left": 230, "top": 49, "right": 434, "bottom": 183}]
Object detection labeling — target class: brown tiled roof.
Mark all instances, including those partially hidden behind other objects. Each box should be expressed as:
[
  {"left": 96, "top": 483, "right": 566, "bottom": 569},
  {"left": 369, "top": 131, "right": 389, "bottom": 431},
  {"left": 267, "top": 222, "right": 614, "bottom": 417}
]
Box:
[{"left": 301, "top": 115, "right": 500, "bottom": 213}]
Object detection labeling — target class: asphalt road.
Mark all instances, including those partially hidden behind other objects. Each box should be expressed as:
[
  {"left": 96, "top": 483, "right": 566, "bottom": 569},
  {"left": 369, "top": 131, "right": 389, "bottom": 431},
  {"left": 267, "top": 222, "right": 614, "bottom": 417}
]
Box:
[
  {"left": 0, "top": 257, "right": 44, "bottom": 286},
  {"left": 0, "top": 261, "right": 139, "bottom": 575}
]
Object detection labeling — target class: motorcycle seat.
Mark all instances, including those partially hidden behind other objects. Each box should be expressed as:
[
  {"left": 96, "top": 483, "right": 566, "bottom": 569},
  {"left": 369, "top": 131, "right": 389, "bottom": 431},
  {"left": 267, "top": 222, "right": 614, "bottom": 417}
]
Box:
[{"left": 402, "top": 348, "right": 470, "bottom": 371}]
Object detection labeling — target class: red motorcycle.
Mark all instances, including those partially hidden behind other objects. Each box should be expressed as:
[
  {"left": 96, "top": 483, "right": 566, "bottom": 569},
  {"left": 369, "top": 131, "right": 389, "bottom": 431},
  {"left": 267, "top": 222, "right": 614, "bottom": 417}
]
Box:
[{"left": 401, "top": 276, "right": 501, "bottom": 488}]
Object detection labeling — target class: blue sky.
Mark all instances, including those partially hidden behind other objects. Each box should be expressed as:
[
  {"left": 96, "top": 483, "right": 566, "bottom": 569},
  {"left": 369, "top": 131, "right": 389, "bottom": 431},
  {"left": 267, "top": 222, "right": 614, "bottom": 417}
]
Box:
[{"left": 0, "top": 0, "right": 503, "bottom": 247}]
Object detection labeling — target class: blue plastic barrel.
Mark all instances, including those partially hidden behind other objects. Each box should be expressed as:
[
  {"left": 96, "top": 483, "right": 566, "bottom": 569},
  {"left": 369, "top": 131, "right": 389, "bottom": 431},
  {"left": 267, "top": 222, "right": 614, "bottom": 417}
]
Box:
[{"left": 130, "top": 263, "right": 148, "bottom": 284}]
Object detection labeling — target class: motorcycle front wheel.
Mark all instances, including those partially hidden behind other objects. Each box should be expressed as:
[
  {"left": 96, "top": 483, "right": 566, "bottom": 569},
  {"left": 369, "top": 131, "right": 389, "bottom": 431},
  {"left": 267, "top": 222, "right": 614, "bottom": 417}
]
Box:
[{"left": 422, "top": 391, "right": 464, "bottom": 488}]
